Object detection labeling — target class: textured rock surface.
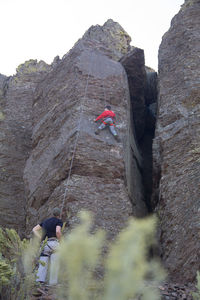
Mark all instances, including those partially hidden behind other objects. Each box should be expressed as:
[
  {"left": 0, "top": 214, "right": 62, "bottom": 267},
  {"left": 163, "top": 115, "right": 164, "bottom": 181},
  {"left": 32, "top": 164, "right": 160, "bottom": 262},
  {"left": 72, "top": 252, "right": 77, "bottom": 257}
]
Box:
[
  {"left": 0, "top": 61, "right": 50, "bottom": 235},
  {"left": 83, "top": 19, "right": 132, "bottom": 61},
  {"left": 24, "top": 38, "right": 142, "bottom": 237},
  {"left": 153, "top": 0, "right": 200, "bottom": 282}
]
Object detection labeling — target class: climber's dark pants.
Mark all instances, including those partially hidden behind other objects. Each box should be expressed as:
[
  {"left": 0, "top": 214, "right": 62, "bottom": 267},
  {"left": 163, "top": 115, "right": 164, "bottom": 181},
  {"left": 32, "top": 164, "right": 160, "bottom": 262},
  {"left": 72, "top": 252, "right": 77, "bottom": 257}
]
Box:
[{"left": 98, "top": 117, "right": 117, "bottom": 136}]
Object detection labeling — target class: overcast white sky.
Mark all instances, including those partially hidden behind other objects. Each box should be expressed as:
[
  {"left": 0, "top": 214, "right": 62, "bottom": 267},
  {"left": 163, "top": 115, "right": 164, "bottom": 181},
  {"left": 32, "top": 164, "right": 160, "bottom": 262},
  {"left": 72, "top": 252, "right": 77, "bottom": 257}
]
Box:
[{"left": 0, "top": 0, "right": 184, "bottom": 76}]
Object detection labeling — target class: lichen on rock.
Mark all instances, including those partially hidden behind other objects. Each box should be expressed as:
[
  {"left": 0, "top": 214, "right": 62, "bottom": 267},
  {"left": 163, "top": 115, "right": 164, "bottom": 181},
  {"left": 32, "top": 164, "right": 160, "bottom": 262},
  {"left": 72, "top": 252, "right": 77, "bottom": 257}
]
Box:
[
  {"left": 82, "top": 19, "right": 132, "bottom": 61},
  {"left": 16, "top": 59, "right": 50, "bottom": 75}
]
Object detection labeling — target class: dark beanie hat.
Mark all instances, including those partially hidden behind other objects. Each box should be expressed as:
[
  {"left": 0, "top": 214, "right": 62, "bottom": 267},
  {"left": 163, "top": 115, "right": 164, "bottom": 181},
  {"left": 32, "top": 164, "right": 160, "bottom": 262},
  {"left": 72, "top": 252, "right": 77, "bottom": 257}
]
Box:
[{"left": 53, "top": 207, "right": 61, "bottom": 217}]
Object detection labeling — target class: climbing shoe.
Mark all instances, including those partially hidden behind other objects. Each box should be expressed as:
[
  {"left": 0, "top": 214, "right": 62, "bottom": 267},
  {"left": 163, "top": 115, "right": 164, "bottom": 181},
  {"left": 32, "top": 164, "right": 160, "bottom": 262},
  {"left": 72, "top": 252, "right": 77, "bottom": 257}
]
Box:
[
  {"left": 114, "top": 135, "right": 120, "bottom": 142},
  {"left": 32, "top": 288, "right": 45, "bottom": 297},
  {"left": 95, "top": 129, "right": 100, "bottom": 135}
]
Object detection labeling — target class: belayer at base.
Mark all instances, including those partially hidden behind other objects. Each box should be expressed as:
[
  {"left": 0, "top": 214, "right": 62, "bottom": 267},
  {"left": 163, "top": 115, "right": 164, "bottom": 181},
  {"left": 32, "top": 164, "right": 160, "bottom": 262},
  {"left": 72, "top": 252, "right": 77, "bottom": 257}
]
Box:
[
  {"left": 32, "top": 207, "right": 63, "bottom": 285},
  {"left": 94, "top": 105, "right": 120, "bottom": 142}
]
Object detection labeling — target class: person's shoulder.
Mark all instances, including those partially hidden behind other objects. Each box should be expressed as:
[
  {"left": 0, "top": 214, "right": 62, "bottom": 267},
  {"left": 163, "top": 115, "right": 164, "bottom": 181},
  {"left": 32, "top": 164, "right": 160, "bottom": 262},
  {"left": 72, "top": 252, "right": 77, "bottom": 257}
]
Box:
[
  {"left": 42, "top": 217, "right": 55, "bottom": 224},
  {"left": 52, "top": 217, "right": 63, "bottom": 224},
  {"left": 46, "top": 217, "right": 54, "bottom": 222},
  {"left": 56, "top": 218, "right": 63, "bottom": 227}
]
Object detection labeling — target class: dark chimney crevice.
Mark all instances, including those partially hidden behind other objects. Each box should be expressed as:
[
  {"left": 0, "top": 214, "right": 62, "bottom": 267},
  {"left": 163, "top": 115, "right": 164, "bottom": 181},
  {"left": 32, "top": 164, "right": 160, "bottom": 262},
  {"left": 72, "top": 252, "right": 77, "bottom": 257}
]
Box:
[{"left": 138, "top": 69, "right": 158, "bottom": 212}]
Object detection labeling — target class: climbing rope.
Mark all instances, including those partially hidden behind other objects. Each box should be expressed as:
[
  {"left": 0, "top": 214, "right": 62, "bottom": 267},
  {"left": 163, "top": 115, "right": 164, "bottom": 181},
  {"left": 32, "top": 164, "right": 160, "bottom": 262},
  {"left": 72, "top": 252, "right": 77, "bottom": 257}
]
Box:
[
  {"left": 60, "top": 49, "right": 94, "bottom": 218},
  {"left": 102, "top": 76, "right": 107, "bottom": 107},
  {"left": 99, "top": 53, "right": 107, "bottom": 107}
]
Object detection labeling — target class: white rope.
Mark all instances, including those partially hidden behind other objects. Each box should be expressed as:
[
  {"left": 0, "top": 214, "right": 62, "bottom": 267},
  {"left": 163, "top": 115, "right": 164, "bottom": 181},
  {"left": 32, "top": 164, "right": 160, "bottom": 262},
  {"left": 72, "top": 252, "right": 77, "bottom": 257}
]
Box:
[
  {"left": 102, "top": 78, "right": 107, "bottom": 107},
  {"left": 60, "top": 50, "right": 93, "bottom": 218}
]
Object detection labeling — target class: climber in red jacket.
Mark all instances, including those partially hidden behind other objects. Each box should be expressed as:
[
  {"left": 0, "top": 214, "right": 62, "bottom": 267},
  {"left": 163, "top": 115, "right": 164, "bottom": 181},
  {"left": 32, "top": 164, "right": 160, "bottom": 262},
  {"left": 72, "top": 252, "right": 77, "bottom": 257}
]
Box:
[{"left": 94, "top": 105, "right": 120, "bottom": 141}]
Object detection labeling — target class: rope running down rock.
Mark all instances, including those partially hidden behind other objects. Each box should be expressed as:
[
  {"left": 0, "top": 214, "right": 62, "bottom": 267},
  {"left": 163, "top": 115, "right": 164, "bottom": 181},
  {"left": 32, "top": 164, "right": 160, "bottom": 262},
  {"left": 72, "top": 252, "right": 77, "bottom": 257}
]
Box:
[{"left": 60, "top": 49, "right": 94, "bottom": 218}]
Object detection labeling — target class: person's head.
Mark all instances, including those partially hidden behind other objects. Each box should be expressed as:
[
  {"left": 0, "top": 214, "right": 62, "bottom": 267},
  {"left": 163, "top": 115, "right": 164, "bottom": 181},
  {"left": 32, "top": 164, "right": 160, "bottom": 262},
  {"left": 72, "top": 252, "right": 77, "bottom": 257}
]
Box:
[
  {"left": 53, "top": 207, "right": 61, "bottom": 218},
  {"left": 105, "top": 105, "right": 111, "bottom": 111}
]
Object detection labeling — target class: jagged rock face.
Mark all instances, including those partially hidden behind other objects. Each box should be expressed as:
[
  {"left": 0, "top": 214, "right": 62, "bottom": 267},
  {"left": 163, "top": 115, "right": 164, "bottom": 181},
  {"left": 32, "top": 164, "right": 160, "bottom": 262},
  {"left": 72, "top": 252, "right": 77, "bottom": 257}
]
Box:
[
  {"left": 83, "top": 19, "right": 132, "bottom": 61},
  {"left": 0, "top": 61, "right": 50, "bottom": 235},
  {"left": 153, "top": 0, "right": 200, "bottom": 282},
  {"left": 24, "top": 38, "right": 142, "bottom": 238}
]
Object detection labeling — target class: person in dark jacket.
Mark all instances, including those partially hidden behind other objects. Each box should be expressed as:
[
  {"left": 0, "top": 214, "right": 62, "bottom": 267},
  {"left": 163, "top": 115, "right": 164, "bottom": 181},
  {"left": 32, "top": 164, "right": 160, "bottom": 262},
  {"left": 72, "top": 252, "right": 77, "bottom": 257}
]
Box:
[
  {"left": 94, "top": 105, "right": 120, "bottom": 141},
  {"left": 32, "top": 207, "right": 63, "bottom": 285}
]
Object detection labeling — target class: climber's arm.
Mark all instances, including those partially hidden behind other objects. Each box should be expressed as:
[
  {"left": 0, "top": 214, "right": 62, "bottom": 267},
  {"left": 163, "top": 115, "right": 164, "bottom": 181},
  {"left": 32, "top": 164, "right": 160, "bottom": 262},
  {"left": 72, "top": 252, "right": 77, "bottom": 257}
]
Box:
[
  {"left": 56, "top": 225, "right": 62, "bottom": 240},
  {"left": 94, "top": 111, "right": 107, "bottom": 122},
  {"left": 32, "top": 224, "right": 42, "bottom": 239}
]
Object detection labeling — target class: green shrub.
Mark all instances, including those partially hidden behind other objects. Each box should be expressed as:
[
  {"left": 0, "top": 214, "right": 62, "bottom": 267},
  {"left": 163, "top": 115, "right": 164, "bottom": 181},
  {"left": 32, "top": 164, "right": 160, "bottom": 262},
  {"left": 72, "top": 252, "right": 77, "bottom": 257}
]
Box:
[
  {"left": 57, "top": 211, "right": 105, "bottom": 300},
  {"left": 56, "top": 211, "right": 165, "bottom": 300},
  {"left": 0, "top": 228, "right": 40, "bottom": 300},
  {"left": 0, "top": 211, "right": 165, "bottom": 300},
  {"left": 0, "top": 254, "right": 14, "bottom": 287}
]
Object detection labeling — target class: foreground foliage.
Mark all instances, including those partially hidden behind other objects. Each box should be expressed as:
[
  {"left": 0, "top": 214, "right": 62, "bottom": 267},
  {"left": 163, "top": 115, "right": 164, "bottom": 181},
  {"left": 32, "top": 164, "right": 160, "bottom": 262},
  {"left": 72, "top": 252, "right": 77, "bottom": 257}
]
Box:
[
  {"left": 0, "top": 228, "right": 40, "bottom": 300},
  {"left": 192, "top": 271, "right": 200, "bottom": 300},
  {"left": 57, "top": 211, "right": 165, "bottom": 300},
  {"left": 0, "top": 211, "right": 165, "bottom": 300}
]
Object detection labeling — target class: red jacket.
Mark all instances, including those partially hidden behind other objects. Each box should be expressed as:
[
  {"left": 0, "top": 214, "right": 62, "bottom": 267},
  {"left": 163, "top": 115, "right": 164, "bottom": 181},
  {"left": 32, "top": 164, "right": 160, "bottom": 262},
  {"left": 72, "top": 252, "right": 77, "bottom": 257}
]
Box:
[{"left": 95, "top": 110, "right": 116, "bottom": 122}]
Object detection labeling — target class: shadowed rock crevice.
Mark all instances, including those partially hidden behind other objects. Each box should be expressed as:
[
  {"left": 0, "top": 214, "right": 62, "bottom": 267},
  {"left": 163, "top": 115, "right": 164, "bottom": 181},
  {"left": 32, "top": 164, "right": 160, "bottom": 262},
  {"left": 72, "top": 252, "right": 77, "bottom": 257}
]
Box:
[
  {"left": 140, "top": 68, "right": 157, "bottom": 212},
  {"left": 120, "top": 51, "right": 158, "bottom": 213}
]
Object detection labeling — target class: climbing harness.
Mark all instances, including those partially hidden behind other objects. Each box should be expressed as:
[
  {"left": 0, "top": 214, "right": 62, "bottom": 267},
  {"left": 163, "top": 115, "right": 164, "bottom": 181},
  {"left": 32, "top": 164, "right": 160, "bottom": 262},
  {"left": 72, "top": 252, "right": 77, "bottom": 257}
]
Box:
[
  {"left": 102, "top": 120, "right": 115, "bottom": 127},
  {"left": 60, "top": 47, "right": 94, "bottom": 218}
]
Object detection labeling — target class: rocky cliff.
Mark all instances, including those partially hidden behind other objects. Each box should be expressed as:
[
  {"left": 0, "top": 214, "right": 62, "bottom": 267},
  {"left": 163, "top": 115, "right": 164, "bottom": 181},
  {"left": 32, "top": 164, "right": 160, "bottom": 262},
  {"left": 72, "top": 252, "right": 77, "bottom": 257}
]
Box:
[
  {"left": 2, "top": 6, "right": 199, "bottom": 285},
  {"left": 24, "top": 39, "right": 133, "bottom": 237},
  {"left": 0, "top": 61, "right": 51, "bottom": 235},
  {"left": 82, "top": 19, "right": 131, "bottom": 61},
  {"left": 0, "top": 20, "right": 148, "bottom": 239},
  {"left": 153, "top": 0, "right": 200, "bottom": 282}
]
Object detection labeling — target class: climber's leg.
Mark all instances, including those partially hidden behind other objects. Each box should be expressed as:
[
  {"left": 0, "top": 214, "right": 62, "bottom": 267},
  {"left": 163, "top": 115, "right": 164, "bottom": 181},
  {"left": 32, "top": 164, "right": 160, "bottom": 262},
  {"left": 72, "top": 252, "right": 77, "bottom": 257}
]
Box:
[
  {"left": 48, "top": 240, "right": 59, "bottom": 285},
  {"left": 36, "top": 256, "right": 49, "bottom": 283},
  {"left": 95, "top": 122, "right": 106, "bottom": 134},
  {"left": 36, "top": 240, "right": 56, "bottom": 284},
  {"left": 109, "top": 125, "right": 117, "bottom": 136},
  {"left": 49, "top": 252, "right": 59, "bottom": 285},
  {"left": 106, "top": 118, "right": 118, "bottom": 137},
  {"left": 98, "top": 123, "right": 106, "bottom": 130}
]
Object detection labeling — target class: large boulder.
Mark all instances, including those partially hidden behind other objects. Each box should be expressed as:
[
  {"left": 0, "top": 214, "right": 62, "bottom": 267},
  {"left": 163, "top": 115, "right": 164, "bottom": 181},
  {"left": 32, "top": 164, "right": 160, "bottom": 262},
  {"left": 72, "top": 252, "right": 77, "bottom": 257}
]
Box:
[{"left": 153, "top": 0, "right": 200, "bottom": 282}]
